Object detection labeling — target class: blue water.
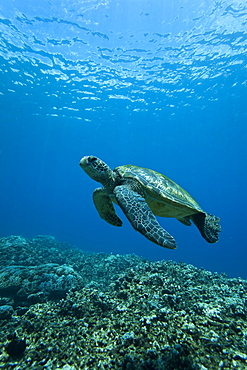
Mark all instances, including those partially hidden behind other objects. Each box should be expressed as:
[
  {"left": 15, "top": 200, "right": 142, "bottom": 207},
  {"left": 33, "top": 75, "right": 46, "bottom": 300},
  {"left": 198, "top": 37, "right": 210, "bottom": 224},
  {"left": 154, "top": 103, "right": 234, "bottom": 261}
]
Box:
[{"left": 0, "top": 0, "right": 246, "bottom": 279}]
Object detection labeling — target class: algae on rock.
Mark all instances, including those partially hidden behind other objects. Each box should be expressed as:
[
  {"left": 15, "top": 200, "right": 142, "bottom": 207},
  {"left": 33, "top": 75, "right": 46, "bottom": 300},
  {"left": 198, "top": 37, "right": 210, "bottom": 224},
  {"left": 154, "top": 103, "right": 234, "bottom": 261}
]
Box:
[{"left": 0, "top": 235, "right": 246, "bottom": 369}]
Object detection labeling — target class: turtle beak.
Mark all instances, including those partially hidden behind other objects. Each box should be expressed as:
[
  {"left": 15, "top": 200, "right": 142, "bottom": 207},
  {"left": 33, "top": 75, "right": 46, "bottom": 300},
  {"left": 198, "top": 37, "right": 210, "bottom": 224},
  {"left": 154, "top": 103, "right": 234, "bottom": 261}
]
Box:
[
  {"left": 79, "top": 156, "right": 89, "bottom": 168},
  {"left": 80, "top": 156, "right": 98, "bottom": 168}
]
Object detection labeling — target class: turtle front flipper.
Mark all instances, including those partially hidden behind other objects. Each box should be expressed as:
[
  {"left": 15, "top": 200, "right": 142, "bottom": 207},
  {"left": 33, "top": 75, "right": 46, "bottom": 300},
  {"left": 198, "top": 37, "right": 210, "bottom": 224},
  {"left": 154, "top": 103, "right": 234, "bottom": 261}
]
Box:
[
  {"left": 191, "top": 212, "right": 221, "bottom": 243},
  {"left": 114, "top": 185, "right": 177, "bottom": 249},
  {"left": 93, "top": 188, "right": 122, "bottom": 226}
]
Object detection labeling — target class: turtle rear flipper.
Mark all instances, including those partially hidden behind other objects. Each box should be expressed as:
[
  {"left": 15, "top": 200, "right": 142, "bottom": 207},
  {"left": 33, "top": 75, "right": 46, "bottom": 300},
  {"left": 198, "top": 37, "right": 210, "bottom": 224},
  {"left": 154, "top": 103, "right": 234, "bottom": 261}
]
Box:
[
  {"left": 191, "top": 213, "right": 221, "bottom": 243},
  {"left": 114, "top": 185, "right": 177, "bottom": 249},
  {"left": 93, "top": 188, "right": 122, "bottom": 226}
]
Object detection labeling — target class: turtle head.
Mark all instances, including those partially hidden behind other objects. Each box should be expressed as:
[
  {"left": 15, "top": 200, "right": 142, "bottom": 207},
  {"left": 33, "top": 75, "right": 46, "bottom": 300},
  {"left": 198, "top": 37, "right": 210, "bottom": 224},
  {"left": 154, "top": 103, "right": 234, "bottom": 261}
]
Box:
[{"left": 79, "top": 156, "right": 116, "bottom": 188}]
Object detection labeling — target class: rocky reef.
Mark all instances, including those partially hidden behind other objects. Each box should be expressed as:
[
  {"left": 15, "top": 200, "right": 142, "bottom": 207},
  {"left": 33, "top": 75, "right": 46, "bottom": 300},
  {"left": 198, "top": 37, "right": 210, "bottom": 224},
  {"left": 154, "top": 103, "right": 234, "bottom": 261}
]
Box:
[{"left": 0, "top": 235, "right": 246, "bottom": 369}]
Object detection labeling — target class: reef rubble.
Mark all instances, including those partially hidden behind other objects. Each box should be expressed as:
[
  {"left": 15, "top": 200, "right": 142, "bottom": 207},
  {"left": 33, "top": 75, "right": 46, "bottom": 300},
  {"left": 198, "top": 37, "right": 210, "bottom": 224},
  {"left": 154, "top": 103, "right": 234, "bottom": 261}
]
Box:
[{"left": 0, "top": 235, "right": 246, "bottom": 369}]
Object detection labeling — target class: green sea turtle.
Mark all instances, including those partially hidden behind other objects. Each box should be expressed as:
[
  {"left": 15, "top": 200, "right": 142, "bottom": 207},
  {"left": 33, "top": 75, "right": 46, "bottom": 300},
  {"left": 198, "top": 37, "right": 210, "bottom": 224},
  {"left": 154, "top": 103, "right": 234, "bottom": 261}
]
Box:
[{"left": 79, "top": 156, "right": 221, "bottom": 249}]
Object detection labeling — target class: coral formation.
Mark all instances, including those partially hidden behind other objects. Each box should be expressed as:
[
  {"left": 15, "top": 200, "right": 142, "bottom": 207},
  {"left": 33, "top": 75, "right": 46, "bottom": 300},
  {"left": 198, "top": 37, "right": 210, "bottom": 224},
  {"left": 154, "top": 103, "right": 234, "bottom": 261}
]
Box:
[{"left": 0, "top": 235, "right": 246, "bottom": 369}]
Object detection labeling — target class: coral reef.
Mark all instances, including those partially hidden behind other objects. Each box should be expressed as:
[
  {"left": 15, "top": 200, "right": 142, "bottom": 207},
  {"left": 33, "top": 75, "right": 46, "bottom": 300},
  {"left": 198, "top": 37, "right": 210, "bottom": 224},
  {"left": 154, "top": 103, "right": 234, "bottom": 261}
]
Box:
[{"left": 0, "top": 235, "right": 246, "bottom": 369}]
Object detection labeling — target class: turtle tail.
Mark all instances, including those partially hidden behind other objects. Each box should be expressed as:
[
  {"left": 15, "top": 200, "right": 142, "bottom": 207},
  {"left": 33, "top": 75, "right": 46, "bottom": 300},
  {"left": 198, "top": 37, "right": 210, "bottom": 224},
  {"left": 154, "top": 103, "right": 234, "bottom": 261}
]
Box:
[{"left": 191, "top": 213, "right": 221, "bottom": 243}]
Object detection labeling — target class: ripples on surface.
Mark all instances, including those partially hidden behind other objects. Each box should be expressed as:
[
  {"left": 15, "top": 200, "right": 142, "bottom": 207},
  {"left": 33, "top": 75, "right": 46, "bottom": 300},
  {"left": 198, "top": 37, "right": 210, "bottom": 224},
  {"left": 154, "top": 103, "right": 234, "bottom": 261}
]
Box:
[{"left": 0, "top": 0, "right": 246, "bottom": 119}]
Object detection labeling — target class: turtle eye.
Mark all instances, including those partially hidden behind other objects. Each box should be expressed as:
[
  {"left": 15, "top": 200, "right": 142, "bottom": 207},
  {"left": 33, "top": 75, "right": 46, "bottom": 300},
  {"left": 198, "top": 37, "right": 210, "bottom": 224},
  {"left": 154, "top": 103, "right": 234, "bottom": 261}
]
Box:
[{"left": 89, "top": 156, "right": 97, "bottom": 164}]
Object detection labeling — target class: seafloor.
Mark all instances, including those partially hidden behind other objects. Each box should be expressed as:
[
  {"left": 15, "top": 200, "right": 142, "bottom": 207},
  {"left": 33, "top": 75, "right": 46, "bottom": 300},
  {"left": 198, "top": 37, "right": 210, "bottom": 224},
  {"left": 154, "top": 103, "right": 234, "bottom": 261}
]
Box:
[{"left": 0, "top": 236, "right": 246, "bottom": 369}]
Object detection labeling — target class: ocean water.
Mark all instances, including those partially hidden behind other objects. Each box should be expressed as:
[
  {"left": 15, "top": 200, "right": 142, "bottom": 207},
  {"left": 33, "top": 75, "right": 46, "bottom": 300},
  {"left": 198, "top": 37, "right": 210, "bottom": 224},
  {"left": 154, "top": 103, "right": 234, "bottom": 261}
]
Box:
[{"left": 0, "top": 0, "right": 246, "bottom": 279}]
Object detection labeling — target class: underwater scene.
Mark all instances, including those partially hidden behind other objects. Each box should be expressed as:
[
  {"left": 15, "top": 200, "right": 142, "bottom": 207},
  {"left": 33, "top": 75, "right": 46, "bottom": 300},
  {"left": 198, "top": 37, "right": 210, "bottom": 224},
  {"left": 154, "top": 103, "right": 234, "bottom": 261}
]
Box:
[{"left": 0, "top": 0, "right": 247, "bottom": 368}]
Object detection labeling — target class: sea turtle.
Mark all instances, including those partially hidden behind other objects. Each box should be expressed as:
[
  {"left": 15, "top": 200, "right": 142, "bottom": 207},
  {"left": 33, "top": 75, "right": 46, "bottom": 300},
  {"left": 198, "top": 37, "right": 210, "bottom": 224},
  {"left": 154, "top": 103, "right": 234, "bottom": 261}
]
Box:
[{"left": 79, "top": 156, "right": 221, "bottom": 249}]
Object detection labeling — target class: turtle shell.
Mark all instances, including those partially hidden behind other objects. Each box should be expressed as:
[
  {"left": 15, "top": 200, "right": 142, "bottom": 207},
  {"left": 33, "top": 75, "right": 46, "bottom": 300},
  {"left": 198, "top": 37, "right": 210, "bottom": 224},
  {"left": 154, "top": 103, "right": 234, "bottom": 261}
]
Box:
[{"left": 115, "top": 165, "right": 204, "bottom": 219}]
